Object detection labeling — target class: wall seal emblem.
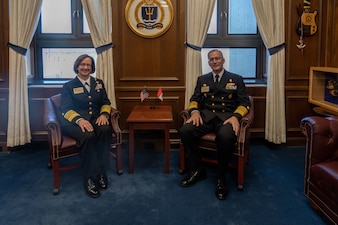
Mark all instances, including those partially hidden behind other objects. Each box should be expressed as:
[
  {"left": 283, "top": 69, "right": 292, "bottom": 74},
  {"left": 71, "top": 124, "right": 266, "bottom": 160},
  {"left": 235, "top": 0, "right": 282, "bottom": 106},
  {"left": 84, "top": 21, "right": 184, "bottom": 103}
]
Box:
[{"left": 125, "top": 0, "right": 174, "bottom": 38}]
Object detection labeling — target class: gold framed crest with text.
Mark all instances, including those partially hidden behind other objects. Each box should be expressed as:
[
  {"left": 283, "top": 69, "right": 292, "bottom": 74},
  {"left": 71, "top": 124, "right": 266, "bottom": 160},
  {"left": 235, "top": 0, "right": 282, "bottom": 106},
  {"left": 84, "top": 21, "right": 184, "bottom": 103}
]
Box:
[{"left": 125, "top": 0, "right": 174, "bottom": 38}]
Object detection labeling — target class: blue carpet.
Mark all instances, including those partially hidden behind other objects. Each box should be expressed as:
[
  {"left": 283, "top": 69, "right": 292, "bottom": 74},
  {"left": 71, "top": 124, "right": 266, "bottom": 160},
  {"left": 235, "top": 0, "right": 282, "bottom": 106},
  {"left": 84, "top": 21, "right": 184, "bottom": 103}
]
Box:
[{"left": 0, "top": 142, "right": 331, "bottom": 225}]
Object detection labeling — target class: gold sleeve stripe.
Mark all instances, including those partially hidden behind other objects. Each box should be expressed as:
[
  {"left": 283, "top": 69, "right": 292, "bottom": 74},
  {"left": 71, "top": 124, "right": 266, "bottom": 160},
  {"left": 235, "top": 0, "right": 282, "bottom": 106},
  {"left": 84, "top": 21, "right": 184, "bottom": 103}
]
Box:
[
  {"left": 63, "top": 110, "right": 80, "bottom": 122},
  {"left": 234, "top": 105, "right": 249, "bottom": 117},
  {"left": 100, "top": 105, "right": 111, "bottom": 114},
  {"left": 188, "top": 101, "right": 198, "bottom": 110}
]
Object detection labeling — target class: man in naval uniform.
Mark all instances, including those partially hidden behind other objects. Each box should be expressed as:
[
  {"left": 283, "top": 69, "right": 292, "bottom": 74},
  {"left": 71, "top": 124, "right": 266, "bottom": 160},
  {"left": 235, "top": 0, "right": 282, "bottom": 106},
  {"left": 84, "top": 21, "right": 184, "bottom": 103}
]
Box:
[
  {"left": 60, "top": 54, "right": 112, "bottom": 198},
  {"left": 179, "top": 49, "right": 251, "bottom": 200}
]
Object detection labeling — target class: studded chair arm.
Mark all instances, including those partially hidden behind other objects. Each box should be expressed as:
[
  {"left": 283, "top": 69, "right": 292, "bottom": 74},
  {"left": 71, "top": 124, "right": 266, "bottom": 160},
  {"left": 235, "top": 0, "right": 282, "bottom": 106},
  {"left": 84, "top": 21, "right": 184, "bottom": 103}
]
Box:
[
  {"left": 300, "top": 116, "right": 338, "bottom": 165},
  {"left": 237, "top": 96, "right": 254, "bottom": 156},
  {"left": 44, "top": 97, "right": 62, "bottom": 148},
  {"left": 110, "top": 108, "right": 122, "bottom": 145}
]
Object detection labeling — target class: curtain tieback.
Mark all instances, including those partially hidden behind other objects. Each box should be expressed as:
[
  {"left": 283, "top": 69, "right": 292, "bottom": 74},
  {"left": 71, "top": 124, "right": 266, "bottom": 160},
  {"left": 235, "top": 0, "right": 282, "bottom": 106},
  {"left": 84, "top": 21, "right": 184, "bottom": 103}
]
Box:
[
  {"left": 268, "top": 43, "right": 285, "bottom": 56},
  {"left": 185, "top": 42, "right": 202, "bottom": 51},
  {"left": 7, "top": 42, "right": 27, "bottom": 56},
  {"left": 95, "top": 42, "right": 114, "bottom": 54}
]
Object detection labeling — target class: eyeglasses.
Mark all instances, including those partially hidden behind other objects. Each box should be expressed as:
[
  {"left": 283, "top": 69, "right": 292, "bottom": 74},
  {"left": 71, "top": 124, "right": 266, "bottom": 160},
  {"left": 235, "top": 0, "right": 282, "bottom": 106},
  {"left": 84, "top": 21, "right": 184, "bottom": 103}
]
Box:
[
  {"left": 79, "top": 63, "right": 92, "bottom": 67},
  {"left": 209, "top": 57, "right": 222, "bottom": 62}
]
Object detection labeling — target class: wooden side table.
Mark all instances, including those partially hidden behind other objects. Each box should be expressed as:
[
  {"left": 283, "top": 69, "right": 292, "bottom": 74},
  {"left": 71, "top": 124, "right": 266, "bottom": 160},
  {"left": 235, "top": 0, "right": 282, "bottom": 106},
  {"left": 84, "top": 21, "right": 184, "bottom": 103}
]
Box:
[{"left": 127, "top": 105, "right": 173, "bottom": 173}]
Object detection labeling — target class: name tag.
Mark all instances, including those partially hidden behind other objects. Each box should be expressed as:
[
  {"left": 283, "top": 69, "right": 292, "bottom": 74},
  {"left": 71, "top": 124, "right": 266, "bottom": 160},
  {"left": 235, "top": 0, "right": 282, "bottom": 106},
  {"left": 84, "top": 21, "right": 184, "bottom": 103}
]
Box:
[
  {"left": 73, "top": 87, "right": 84, "bottom": 94},
  {"left": 201, "top": 86, "right": 210, "bottom": 93}
]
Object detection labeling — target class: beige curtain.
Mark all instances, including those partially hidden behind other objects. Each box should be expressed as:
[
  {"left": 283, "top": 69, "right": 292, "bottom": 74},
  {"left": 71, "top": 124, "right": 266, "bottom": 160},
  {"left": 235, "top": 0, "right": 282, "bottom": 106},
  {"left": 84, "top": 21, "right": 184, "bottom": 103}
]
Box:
[
  {"left": 7, "top": 0, "right": 42, "bottom": 147},
  {"left": 81, "top": 0, "right": 116, "bottom": 108},
  {"left": 252, "top": 0, "right": 286, "bottom": 144},
  {"left": 184, "top": 0, "right": 216, "bottom": 107}
]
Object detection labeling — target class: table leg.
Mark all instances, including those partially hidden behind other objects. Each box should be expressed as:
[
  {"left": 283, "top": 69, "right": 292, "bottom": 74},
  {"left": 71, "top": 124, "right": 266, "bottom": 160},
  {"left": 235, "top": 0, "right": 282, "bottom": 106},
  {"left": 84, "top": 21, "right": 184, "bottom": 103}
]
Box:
[
  {"left": 129, "top": 125, "right": 134, "bottom": 173},
  {"left": 164, "top": 125, "right": 170, "bottom": 173}
]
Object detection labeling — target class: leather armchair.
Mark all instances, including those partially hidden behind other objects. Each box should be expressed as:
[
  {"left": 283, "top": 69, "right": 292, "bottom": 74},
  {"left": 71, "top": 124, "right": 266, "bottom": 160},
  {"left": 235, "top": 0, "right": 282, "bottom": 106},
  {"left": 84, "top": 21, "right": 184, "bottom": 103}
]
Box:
[
  {"left": 179, "top": 96, "right": 254, "bottom": 190},
  {"left": 300, "top": 116, "right": 338, "bottom": 224},
  {"left": 44, "top": 94, "right": 123, "bottom": 195}
]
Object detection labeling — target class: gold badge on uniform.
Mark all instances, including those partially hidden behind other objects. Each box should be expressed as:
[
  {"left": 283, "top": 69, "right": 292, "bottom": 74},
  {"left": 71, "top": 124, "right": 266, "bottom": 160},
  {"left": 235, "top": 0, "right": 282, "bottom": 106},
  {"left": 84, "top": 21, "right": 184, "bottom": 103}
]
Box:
[
  {"left": 95, "top": 82, "right": 102, "bottom": 92},
  {"left": 95, "top": 83, "right": 102, "bottom": 90},
  {"left": 201, "top": 85, "right": 210, "bottom": 93},
  {"left": 225, "top": 82, "right": 237, "bottom": 90},
  {"left": 73, "top": 87, "right": 84, "bottom": 94}
]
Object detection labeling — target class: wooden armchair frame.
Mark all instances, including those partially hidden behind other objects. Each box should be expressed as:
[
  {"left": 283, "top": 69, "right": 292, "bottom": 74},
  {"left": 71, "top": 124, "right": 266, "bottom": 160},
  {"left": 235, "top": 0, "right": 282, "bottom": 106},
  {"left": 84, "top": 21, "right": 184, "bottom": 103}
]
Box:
[
  {"left": 44, "top": 94, "right": 123, "bottom": 195},
  {"left": 179, "top": 96, "right": 254, "bottom": 190}
]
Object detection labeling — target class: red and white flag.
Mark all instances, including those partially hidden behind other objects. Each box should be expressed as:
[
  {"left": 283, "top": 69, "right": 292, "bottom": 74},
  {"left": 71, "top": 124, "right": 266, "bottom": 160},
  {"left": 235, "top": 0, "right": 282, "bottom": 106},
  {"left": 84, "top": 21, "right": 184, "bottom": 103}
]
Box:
[
  {"left": 157, "top": 87, "right": 163, "bottom": 102},
  {"left": 140, "top": 87, "right": 149, "bottom": 102}
]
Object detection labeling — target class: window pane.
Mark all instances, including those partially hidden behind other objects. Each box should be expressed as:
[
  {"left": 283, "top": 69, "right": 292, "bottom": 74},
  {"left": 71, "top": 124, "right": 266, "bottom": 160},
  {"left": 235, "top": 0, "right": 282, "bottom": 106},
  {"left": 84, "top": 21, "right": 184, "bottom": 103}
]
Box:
[
  {"left": 25, "top": 48, "right": 32, "bottom": 76},
  {"left": 228, "top": 0, "right": 257, "bottom": 34},
  {"left": 41, "top": 0, "right": 72, "bottom": 33},
  {"left": 201, "top": 48, "right": 256, "bottom": 79},
  {"left": 42, "top": 48, "right": 97, "bottom": 79},
  {"left": 207, "top": 0, "right": 217, "bottom": 34},
  {"left": 83, "top": 9, "right": 90, "bottom": 33}
]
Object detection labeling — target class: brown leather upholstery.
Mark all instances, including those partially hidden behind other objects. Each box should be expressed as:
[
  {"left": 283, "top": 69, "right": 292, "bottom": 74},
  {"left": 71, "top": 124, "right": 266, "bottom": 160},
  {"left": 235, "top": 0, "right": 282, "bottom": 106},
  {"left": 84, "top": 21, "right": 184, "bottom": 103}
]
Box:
[
  {"left": 301, "top": 116, "right": 338, "bottom": 224},
  {"left": 44, "top": 94, "right": 123, "bottom": 195},
  {"left": 179, "top": 96, "right": 254, "bottom": 190}
]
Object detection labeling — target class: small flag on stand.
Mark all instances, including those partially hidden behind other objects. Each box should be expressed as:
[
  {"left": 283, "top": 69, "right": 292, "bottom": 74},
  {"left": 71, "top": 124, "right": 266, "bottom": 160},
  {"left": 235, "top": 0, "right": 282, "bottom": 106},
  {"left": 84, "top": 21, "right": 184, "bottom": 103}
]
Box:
[
  {"left": 140, "top": 87, "right": 149, "bottom": 102},
  {"left": 157, "top": 87, "right": 163, "bottom": 102}
]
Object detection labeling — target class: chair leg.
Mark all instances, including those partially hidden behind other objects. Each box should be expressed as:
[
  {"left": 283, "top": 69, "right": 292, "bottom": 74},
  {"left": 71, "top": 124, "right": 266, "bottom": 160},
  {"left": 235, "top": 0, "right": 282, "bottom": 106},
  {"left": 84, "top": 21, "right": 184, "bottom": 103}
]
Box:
[
  {"left": 52, "top": 159, "right": 61, "bottom": 195},
  {"left": 179, "top": 143, "right": 186, "bottom": 174},
  {"left": 237, "top": 155, "right": 245, "bottom": 191},
  {"left": 116, "top": 144, "right": 123, "bottom": 175}
]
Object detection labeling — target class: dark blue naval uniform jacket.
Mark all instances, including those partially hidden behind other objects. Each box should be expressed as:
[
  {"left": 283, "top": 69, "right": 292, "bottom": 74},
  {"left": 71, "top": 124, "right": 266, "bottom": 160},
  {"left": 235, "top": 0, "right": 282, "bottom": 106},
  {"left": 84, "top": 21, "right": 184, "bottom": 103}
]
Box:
[
  {"left": 60, "top": 76, "right": 111, "bottom": 126},
  {"left": 188, "top": 70, "right": 251, "bottom": 122}
]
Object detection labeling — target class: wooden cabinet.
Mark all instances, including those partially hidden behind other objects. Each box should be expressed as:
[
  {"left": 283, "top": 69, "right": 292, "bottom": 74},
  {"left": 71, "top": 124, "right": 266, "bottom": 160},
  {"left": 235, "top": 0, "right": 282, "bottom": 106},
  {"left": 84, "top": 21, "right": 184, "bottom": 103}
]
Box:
[{"left": 309, "top": 67, "right": 338, "bottom": 115}]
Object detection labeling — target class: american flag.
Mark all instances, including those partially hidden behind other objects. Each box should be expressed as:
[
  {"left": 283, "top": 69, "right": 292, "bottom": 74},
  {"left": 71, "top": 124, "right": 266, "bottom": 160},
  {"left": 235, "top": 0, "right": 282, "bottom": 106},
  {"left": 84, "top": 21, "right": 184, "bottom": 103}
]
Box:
[
  {"left": 140, "top": 87, "right": 149, "bottom": 102},
  {"left": 157, "top": 87, "right": 163, "bottom": 101}
]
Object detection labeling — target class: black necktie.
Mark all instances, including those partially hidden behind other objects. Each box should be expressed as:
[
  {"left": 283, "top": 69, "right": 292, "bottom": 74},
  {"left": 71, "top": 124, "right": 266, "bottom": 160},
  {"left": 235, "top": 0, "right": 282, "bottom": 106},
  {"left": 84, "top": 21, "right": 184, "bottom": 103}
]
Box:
[
  {"left": 215, "top": 74, "right": 219, "bottom": 83},
  {"left": 85, "top": 82, "right": 90, "bottom": 92}
]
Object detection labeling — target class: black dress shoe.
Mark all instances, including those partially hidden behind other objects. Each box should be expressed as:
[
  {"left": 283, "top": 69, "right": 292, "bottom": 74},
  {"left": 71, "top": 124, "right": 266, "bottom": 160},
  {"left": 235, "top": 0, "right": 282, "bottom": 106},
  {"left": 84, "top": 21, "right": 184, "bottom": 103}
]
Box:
[
  {"left": 215, "top": 178, "right": 228, "bottom": 200},
  {"left": 84, "top": 178, "right": 100, "bottom": 198},
  {"left": 98, "top": 172, "right": 108, "bottom": 190},
  {"left": 180, "top": 170, "right": 207, "bottom": 187}
]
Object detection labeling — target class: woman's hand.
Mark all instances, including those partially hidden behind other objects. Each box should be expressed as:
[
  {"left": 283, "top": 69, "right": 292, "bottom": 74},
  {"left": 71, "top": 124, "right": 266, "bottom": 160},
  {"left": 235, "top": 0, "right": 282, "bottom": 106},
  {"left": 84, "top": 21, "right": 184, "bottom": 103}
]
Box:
[{"left": 77, "top": 119, "right": 94, "bottom": 132}]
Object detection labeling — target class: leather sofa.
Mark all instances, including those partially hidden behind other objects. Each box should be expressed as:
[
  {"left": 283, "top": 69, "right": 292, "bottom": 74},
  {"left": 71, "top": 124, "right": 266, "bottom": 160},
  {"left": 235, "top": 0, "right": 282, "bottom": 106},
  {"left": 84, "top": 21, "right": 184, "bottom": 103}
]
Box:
[{"left": 300, "top": 116, "right": 338, "bottom": 224}]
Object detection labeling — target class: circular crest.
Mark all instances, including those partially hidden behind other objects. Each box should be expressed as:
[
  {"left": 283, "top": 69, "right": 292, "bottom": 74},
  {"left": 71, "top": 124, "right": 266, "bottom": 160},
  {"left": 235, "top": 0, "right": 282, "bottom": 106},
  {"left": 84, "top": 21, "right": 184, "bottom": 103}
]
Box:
[{"left": 125, "top": 0, "right": 174, "bottom": 38}]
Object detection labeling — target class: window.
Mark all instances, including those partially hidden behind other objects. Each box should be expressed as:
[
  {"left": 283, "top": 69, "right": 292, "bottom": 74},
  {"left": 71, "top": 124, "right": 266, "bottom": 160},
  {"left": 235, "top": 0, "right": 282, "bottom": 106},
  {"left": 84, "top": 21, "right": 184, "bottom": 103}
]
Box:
[
  {"left": 202, "top": 0, "right": 266, "bottom": 83},
  {"left": 33, "top": 0, "right": 96, "bottom": 82}
]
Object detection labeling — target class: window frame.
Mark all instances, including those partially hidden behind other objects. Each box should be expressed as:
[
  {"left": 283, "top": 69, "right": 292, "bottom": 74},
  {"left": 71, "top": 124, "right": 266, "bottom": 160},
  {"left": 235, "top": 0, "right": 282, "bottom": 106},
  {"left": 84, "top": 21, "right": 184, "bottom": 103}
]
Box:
[
  {"left": 32, "top": 0, "right": 94, "bottom": 82},
  {"left": 203, "top": 0, "right": 266, "bottom": 83}
]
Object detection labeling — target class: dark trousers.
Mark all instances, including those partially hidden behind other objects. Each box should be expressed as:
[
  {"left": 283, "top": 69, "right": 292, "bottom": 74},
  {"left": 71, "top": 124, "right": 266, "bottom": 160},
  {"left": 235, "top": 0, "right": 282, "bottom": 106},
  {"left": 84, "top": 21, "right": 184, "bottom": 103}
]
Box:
[
  {"left": 179, "top": 117, "right": 236, "bottom": 178},
  {"left": 62, "top": 121, "right": 112, "bottom": 180}
]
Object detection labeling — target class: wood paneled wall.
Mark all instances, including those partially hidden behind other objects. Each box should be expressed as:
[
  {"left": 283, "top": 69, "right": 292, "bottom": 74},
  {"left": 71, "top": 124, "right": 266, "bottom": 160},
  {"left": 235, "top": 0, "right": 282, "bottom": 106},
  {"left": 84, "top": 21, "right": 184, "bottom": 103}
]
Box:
[
  {"left": 112, "top": 0, "right": 186, "bottom": 132},
  {"left": 284, "top": 0, "right": 338, "bottom": 145},
  {"left": 1, "top": 0, "right": 338, "bottom": 149}
]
